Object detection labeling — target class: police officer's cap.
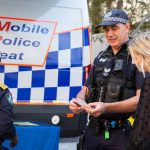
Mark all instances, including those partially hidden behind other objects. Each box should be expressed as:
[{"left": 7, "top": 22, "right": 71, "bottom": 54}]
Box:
[{"left": 96, "top": 9, "right": 129, "bottom": 28}]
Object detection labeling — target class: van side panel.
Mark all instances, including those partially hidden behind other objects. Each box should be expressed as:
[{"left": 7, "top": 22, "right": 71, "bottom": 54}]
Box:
[
  {"left": 0, "top": 0, "right": 90, "bottom": 136},
  {"left": 1, "top": 27, "right": 90, "bottom": 103}
]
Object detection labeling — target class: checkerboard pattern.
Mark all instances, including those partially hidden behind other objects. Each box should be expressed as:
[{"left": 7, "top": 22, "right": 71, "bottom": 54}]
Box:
[{"left": 0, "top": 27, "right": 90, "bottom": 103}]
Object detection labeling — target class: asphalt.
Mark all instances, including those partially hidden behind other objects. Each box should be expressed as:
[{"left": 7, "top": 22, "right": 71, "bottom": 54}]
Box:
[{"left": 59, "top": 137, "right": 79, "bottom": 150}]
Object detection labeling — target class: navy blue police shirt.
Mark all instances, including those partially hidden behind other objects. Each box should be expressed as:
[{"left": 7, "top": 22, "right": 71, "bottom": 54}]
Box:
[
  {"left": 0, "top": 83, "right": 16, "bottom": 139},
  {"left": 85, "top": 42, "right": 144, "bottom": 98}
]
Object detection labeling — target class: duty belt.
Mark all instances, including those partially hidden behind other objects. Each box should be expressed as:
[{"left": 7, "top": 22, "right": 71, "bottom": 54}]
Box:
[
  {"left": 89, "top": 119, "right": 125, "bottom": 130},
  {"left": 89, "top": 119, "right": 132, "bottom": 139}
]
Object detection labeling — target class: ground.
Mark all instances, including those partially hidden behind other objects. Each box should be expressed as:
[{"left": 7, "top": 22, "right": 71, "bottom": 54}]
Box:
[{"left": 59, "top": 137, "right": 79, "bottom": 150}]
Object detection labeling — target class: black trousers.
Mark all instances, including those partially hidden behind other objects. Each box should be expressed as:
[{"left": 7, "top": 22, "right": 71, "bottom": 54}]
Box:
[
  {"left": 84, "top": 126, "right": 129, "bottom": 150},
  {"left": 126, "top": 141, "right": 138, "bottom": 150}
]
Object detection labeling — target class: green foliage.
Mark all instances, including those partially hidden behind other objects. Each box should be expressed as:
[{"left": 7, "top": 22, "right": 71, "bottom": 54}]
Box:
[{"left": 88, "top": 0, "right": 150, "bottom": 33}]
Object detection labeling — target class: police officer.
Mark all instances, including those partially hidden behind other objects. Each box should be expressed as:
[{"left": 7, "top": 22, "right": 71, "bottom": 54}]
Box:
[
  {"left": 0, "top": 83, "right": 17, "bottom": 150},
  {"left": 69, "top": 9, "right": 143, "bottom": 150}
]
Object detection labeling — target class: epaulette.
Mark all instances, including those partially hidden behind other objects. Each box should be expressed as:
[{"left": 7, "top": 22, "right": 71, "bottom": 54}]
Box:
[
  {"left": 0, "top": 82, "right": 8, "bottom": 90},
  {"left": 97, "top": 51, "right": 104, "bottom": 59}
]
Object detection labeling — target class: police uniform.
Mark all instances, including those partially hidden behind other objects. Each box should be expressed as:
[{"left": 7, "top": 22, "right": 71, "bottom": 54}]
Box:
[
  {"left": 0, "top": 83, "right": 16, "bottom": 150},
  {"left": 84, "top": 42, "right": 144, "bottom": 150}
]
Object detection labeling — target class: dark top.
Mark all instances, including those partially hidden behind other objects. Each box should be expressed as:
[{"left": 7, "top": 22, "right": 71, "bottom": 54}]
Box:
[
  {"left": 85, "top": 42, "right": 144, "bottom": 120},
  {"left": 0, "top": 84, "right": 16, "bottom": 142},
  {"left": 85, "top": 43, "right": 143, "bottom": 90},
  {"left": 126, "top": 73, "right": 150, "bottom": 150}
]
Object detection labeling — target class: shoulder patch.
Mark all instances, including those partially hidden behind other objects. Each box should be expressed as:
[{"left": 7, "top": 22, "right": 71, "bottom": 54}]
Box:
[
  {"left": 0, "top": 83, "right": 8, "bottom": 90},
  {"left": 6, "top": 93, "right": 13, "bottom": 105}
]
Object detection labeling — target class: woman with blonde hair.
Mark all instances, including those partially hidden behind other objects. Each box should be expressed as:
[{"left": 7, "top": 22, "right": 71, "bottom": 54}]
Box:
[
  {"left": 129, "top": 31, "right": 150, "bottom": 75},
  {"left": 126, "top": 31, "right": 150, "bottom": 150}
]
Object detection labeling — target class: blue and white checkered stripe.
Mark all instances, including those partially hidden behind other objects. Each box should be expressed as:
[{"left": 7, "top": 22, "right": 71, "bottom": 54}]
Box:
[
  {"left": 0, "top": 27, "right": 90, "bottom": 103},
  {"left": 103, "top": 17, "right": 128, "bottom": 24}
]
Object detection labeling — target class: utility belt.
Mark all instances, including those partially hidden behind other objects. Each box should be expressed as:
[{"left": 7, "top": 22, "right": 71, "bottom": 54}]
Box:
[
  {"left": 88, "top": 118, "right": 132, "bottom": 139},
  {"left": 89, "top": 119, "right": 127, "bottom": 130}
]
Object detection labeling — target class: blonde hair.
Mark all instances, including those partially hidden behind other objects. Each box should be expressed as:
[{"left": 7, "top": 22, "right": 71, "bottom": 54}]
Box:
[{"left": 129, "top": 31, "right": 150, "bottom": 73}]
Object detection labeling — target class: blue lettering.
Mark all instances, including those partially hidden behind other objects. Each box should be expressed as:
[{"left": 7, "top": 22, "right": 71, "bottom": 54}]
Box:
[
  {"left": 1, "top": 21, "right": 49, "bottom": 34},
  {"left": 19, "top": 24, "right": 48, "bottom": 34},
  {"left": 0, "top": 52, "right": 24, "bottom": 60},
  {"left": 21, "top": 24, "right": 30, "bottom": 32},
  {"left": 2, "top": 37, "right": 40, "bottom": 47},
  {"left": 19, "top": 52, "right": 24, "bottom": 60},
  {"left": 0, "top": 52, "right": 8, "bottom": 59},
  {"left": 32, "top": 41, "right": 40, "bottom": 47},
  {"left": 18, "top": 38, "right": 23, "bottom": 46},
  {"left": 23, "top": 40, "right": 31, "bottom": 46},
  {"left": 3, "top": 39, "right": 12, "bottom": 45},
  {"left": 9, "top": 53, "right": 17, "bottom": 59},
  {"left": 11, "top": 25, "right": 20, "bottom": 31},
  {"left": 41, "top": 28, "right": 49, "bottom": 34}
]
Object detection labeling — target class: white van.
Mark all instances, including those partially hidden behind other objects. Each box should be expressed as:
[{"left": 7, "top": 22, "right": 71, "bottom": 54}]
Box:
[{"left": 0, "top": 0, "right": 91, "bottom": 136}]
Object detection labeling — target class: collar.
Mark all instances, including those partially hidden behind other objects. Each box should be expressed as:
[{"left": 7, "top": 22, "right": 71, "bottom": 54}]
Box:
[{"left": 106, "top": 40, "right": 130, "bottom": 57}]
